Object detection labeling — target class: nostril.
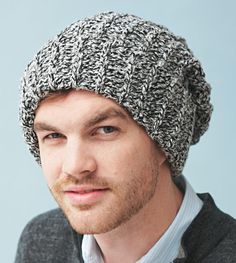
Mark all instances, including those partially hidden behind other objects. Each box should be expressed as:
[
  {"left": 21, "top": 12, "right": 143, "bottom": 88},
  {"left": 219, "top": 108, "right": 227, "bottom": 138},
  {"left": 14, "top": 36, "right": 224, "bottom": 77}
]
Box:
[{"left": 62, "top": 155, "right": 97, "bottom": 180}]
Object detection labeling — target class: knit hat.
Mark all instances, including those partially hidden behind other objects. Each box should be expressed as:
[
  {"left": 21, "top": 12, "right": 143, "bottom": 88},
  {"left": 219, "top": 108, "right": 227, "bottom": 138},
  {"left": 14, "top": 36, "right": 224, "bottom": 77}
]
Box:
[{"left": 19, "top": 12, "right": 213, "bottom": 177}]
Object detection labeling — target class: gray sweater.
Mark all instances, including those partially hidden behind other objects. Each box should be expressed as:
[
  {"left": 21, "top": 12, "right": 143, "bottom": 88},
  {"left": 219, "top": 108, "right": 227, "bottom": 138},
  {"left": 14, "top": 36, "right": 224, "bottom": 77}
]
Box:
[{"left": 15, "top": 194, "right": 236, "bottom": 263}]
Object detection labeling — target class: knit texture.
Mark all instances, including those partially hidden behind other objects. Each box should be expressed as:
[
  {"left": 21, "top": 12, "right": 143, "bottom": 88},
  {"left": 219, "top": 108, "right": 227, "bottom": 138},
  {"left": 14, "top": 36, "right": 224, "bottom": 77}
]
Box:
[{"left": 19, "top": 12, "right": 213, "bottom": 176}]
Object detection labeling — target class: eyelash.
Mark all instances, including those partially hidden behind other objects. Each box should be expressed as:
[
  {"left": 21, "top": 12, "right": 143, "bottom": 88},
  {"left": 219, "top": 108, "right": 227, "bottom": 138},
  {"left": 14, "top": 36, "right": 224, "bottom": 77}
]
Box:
[
  {"left": 95, "top": 126, "right": 118, "bottom": 135},
  {"left": 44, "top": 133, "right": 63, "bottom": 140},
  {"left": 43, "top": 126, "right": 119, "bottom": 140}
]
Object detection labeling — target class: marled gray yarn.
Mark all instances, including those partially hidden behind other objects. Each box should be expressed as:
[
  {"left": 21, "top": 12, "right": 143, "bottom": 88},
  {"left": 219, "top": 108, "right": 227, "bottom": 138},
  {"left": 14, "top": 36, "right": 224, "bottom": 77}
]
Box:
[{"left": 19, "top": 12, "right": 213, "bottom": 177}]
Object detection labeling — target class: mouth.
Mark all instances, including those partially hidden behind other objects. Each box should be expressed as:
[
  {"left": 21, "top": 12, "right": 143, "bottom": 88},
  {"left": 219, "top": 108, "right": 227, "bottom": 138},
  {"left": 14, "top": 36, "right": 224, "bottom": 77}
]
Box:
[{"left": 63, "top": 186, "right": 109, "bottom": 206}]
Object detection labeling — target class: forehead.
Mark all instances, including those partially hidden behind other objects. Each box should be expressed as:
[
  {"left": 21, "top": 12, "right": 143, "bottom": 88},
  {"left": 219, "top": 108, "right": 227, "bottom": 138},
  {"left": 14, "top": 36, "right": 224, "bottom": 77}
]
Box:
[{"left": 34, "top": 89, "right": 131, "bottom": 123}]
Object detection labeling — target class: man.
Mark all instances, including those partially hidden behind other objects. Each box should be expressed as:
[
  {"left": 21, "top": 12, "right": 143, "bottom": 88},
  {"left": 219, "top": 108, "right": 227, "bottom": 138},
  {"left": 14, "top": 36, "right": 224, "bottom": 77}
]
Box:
[{"left": 15, "top": 12, "right": 236, "bottom": 263}]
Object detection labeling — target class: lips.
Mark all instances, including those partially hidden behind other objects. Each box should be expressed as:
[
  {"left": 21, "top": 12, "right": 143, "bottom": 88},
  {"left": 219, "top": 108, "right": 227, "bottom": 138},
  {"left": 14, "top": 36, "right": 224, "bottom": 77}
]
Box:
[
  {"left": 77, "top": 189, "right": 99, "bottom": 194},
  {"left": 63, "top": 185, "right": 109, "bottom": 206},
  {"left": 64, "top": 185, "right": 108, "bottom": 193}
]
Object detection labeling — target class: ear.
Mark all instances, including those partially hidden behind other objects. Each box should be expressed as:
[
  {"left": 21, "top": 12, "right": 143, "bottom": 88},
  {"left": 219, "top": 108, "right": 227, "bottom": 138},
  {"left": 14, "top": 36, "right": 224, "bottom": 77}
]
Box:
[
  {"left": 154, "top": 143, "right": 167, "bottom": 166},
  {"left": 158, "top": 149, "right": 167, "bottom": 166}
]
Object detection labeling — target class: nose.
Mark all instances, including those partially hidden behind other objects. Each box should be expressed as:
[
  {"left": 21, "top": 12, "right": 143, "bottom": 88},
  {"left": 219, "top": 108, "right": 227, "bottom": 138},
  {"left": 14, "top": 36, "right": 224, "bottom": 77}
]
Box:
[{"left": 62, "top": 139, "right": 97, "bottom": 180}]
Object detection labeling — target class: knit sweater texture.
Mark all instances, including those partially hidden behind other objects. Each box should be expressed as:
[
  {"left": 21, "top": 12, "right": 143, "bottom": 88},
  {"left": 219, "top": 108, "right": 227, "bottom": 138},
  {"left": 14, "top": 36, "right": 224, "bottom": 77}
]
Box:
[{"left": 14, "top": 194, "right": 236, "bottom": 263}]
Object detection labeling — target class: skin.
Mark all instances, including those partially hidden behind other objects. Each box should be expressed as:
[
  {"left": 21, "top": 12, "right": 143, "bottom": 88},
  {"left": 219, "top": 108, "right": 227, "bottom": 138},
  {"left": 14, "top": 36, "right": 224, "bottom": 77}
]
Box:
[{"left": 34, "top": 89, "right": 183, "bottom": 263}]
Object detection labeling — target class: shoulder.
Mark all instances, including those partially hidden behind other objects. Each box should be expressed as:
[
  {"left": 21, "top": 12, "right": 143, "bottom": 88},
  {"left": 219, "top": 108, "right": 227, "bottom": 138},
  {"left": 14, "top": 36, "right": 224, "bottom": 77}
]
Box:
[
  {"left": 201, "top": 195, "right": 236, "bottom": 263},
  {"left": 20, "top": 208, "right": 69, "bottom": 236},
  {"left": 182, "top": 193, "right": 236, "bottom": 263},
  {"left": 15, "top": 209, "right": 83, "bottom": 263}
]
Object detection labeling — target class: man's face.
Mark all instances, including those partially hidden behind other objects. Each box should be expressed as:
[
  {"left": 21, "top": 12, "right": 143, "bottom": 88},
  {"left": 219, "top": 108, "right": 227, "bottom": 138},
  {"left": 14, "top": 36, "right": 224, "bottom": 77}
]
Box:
[{"left": 34, "top": 90, "right": 165, "bottom": 234}]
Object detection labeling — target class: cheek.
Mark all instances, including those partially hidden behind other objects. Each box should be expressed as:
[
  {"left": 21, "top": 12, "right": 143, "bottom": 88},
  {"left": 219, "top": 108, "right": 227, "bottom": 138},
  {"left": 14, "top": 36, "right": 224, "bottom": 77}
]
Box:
[
  {"left": 40, "top": 148, "right": 62, "bottom": 187},
  {"left": 95, "top": 138, "right": 154, "bottom": 180}
]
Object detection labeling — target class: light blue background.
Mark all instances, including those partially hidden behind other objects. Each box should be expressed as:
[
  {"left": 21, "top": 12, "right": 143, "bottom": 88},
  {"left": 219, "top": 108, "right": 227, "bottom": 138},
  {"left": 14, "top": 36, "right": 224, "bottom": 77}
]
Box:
[{"left": 1, "top": 0, "right": 235, "bottom": 262}]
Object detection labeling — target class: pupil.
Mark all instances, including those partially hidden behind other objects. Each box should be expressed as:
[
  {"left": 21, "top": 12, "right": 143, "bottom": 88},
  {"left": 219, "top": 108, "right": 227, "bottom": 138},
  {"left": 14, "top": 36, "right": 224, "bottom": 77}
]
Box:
[{"left": 104, "top": 127, "right": 113, "bottom": 133}]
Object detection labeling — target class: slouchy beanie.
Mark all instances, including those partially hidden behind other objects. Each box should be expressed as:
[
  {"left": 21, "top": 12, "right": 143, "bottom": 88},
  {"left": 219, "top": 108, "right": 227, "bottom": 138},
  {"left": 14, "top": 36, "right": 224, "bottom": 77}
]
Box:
[{"left": 19, "top": 12, "right": 213, "bottom": 177}]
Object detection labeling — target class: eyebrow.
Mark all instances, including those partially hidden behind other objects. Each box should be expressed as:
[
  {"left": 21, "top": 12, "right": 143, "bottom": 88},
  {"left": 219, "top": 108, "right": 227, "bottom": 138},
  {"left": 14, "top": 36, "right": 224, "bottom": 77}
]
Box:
[
  {"left": 84, "top": 108, "right": 128, "bottom": 129},
  {"left": 34, "top": 122, "right": 61, "bottom": 133},
  {"left": 34, "top": 107, "right": 129, "bottom": 133}
]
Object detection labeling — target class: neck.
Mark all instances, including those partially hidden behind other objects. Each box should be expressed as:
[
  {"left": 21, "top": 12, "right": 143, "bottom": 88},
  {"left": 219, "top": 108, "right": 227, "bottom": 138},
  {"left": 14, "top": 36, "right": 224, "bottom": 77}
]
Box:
[{"left": 94, "top": 165, "right": 183, "bottom": 263}]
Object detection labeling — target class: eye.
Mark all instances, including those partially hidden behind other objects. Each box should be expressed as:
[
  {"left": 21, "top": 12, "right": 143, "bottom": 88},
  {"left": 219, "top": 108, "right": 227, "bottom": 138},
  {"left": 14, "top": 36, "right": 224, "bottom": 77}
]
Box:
[
  {"left": 96, "top": 126, "right": 118, "bottom": 135},
  {"left": 45, "top": 132, "right": 63, "bottom": 140}
]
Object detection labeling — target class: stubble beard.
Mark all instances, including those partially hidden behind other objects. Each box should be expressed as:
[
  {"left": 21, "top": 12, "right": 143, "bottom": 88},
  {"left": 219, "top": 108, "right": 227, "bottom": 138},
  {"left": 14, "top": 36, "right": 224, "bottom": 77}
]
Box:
[{"left": 50, "top": 166, "right": 159, "bottom": 235}]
